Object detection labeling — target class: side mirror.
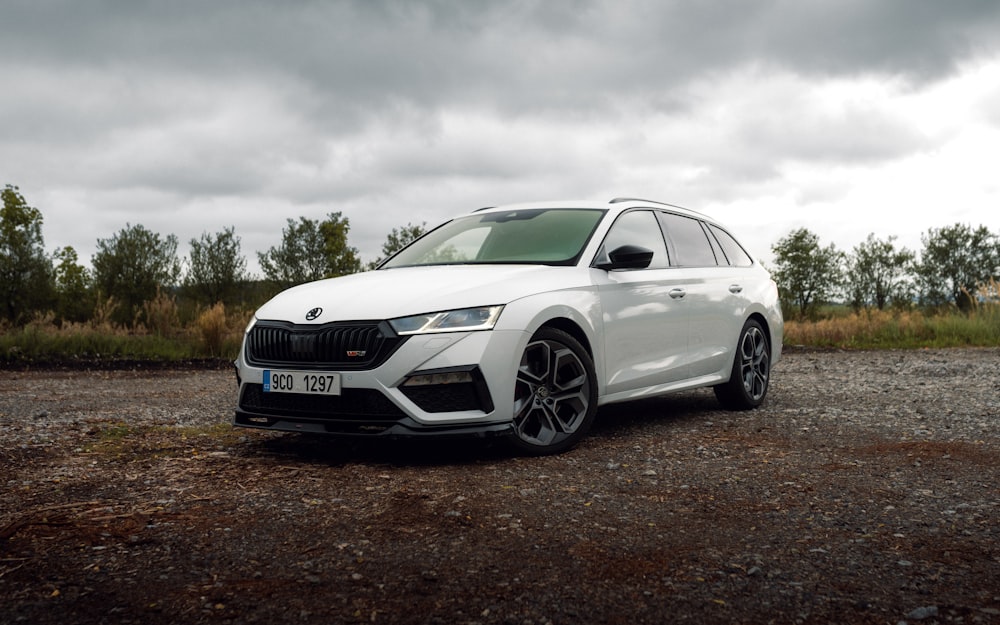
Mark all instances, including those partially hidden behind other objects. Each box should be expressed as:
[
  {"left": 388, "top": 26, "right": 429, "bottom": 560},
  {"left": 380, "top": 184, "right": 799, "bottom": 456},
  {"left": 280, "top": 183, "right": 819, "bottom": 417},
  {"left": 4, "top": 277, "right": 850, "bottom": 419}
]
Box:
[{"left": 596, "top": 244, "right": 654, "bottom": 270}]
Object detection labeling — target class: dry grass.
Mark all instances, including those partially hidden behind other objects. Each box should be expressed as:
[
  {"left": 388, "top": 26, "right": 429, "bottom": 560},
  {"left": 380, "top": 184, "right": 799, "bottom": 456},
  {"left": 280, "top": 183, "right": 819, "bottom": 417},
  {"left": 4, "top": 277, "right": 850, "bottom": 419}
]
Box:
[
  {"left": 140, "top": 288, "right": 180, "bottom": 337},
  {"left": 90, "top": 296, "right": 119, "bottom": 332},
  {"left": 4, "top": 285, "right": 999, "bottom": 363},
  {"left": 1, "top": 297, "right": 250, "bottom": 363},
  {"left": 785, "top": 309, "right": 924, "bottom": 347},
  {"left": 785, "top": 303, "right": 1000, "bottom": 348},
  {"left": 196, "top": 302, "right": 229, "bottom": 357}
]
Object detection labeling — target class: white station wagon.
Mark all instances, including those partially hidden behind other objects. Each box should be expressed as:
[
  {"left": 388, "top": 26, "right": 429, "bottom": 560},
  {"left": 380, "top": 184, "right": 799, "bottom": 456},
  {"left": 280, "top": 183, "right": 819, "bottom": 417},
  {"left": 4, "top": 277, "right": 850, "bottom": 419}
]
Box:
[{"left": 234, "top": 198, "right": 783, "bottom": 454}]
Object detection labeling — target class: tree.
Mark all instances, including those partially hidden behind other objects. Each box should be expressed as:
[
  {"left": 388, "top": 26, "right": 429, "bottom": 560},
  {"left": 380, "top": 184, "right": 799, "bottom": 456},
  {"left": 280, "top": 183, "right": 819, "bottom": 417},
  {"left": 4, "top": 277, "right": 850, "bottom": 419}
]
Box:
[
  {"left": 0, "top": 185, "right": 54, "bottom": 324},
  {"left": 258, "top": 217, "right": 326, "bottom": 287},
  {"left": 52, "top": 246, "right": 93, "bottom": 324},
  {"left": 771, "top": 228, "right": 844, "bottom": 320},
  {"left": 367, "top": 222, "right": 426, "bottom": 269},
  {"left": 185, "top": 226, "right": 249, "bottom": 306},
  {"left": 319, "top": 212, "right": 362, "bottom": 277},
  {"left": 914, "top": 223, "right": 1000, "bottom": 310},
  {"left": 92, "top": 224, "right": 182, "bottom": 327},
  {"left": 258, "top": 212, "right": 361, "bottom": 288},
  {"left": 845, "top": 234, "right": 915, "bottom": 311}
]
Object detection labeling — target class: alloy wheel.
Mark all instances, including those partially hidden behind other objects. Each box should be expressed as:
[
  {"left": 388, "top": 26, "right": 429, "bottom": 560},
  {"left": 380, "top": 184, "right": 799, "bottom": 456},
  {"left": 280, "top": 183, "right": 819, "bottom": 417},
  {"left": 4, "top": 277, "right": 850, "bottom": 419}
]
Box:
[
  {"left": 512, "top": 337, "right": 592, "bottom": 448},
  {"left": 738, "top": 324, "right": 770, "bottom": 401}
]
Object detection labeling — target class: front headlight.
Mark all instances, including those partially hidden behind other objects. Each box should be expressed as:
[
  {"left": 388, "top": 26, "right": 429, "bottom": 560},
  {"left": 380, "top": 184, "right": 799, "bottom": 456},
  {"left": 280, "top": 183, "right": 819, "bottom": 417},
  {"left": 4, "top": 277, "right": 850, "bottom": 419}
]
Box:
[{"left": 389, "top": 305, "right": 504, "bottom": 335}]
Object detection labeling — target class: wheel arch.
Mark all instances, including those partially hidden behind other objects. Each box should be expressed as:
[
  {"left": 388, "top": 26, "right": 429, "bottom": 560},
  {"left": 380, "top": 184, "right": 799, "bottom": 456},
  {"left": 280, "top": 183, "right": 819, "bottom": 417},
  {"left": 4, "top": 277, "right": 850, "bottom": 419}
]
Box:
[
  {"left": 744, "top": 307, "right": 782, "bottom": 365},
  {"left": 746, "top": 311, "right": 770, "bottom": 344},
  {"left": 497, "top": 289, "right": 604, "bottom": 388},
  {"left": 536, "top": 316, "right": 593, "bottom": 360}
]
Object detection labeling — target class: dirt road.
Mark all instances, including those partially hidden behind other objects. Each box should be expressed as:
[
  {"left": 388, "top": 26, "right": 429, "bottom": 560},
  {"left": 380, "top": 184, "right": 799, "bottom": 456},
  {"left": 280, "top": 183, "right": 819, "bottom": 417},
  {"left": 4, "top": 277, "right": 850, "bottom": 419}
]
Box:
[{"left": 2, "top": 348, "right": 999, "bottom": 624}]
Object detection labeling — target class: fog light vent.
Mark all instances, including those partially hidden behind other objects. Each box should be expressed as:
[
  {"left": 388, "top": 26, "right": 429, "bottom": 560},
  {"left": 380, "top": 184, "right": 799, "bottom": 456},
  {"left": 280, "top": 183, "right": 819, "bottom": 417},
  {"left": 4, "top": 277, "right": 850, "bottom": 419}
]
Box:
[{"left": 399, "top": 367, "right": 494, "bottom": 414}]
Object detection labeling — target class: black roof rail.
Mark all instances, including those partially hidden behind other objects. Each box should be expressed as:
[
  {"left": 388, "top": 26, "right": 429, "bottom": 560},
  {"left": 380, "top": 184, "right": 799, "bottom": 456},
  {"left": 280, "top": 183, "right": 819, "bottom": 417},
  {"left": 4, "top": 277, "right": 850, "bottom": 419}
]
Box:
[{"left": 473, "top": 206, "right": 496, "bottom": 212}]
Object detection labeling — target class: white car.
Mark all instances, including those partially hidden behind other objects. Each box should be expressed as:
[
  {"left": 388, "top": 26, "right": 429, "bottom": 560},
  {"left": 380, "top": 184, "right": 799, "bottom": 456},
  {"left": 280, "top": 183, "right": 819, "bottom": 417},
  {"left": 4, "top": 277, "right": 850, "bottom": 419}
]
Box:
[{"left": 234, "top": 198, "right": 783, "bottom": 454}]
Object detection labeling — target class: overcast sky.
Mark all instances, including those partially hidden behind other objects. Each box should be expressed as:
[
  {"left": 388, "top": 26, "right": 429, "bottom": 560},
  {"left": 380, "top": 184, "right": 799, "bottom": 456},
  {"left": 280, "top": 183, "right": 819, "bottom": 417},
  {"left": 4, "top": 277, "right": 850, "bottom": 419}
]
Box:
[{"left": 3, "top": 0, "right": 1000, "bottom": 275}]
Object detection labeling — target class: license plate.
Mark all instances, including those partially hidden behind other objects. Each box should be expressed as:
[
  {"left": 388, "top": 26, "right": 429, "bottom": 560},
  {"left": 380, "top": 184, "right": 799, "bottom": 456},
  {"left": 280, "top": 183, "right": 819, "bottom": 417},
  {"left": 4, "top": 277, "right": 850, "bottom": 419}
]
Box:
[{"left": 263, "top": 370, "right": 341, "bottom": 395}]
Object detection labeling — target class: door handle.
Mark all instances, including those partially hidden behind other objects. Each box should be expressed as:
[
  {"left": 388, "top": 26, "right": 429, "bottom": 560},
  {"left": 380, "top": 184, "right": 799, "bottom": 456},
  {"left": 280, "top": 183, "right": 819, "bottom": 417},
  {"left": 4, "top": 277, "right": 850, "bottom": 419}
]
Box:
[
  {"left": 728, "top": 284, "right": 743, "bottom": 294},
  {"left": 669, "top": 288, "right": 686, "bottom": 299}
]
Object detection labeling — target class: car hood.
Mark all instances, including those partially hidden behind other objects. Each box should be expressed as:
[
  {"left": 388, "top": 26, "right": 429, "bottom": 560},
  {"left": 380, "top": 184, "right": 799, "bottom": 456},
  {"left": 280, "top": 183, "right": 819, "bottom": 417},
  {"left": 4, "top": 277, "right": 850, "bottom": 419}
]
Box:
[{"left": 254, "top": 265, "right": 587, "bottom": 324}]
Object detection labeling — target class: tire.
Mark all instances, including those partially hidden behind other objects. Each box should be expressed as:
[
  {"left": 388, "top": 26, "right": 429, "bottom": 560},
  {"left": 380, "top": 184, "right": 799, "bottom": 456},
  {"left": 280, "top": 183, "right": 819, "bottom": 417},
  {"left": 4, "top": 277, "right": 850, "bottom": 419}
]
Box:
[
  {"left": 508, "top": 327, "right": 598, "bottom": 455},
  {"left": 714, "top": 318, "right": 771, "bottom": 410}
]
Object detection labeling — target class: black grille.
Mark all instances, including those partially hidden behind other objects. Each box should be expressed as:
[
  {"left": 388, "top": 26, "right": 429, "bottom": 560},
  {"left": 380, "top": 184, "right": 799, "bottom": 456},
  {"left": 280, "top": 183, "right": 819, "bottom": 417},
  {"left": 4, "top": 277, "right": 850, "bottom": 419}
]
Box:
[
  {"left": 239, "top": 384, "right": 407, "bottom": 420},
  {"left": 245, "top": 320, "right": 405, "bottom": 370}
]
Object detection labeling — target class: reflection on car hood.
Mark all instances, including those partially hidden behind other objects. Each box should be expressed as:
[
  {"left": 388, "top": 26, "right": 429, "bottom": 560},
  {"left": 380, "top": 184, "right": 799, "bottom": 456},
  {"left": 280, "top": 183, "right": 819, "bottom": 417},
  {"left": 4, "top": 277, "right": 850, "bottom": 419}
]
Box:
[{"left": 254, "top": 265, "right": 588, "bottom": 323}]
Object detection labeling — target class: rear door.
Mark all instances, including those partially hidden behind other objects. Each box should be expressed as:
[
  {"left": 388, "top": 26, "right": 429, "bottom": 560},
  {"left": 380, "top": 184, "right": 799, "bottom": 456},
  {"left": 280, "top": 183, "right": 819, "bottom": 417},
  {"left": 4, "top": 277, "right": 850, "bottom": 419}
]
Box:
[{"left": 657, "top": 212, "right": 750, "bottom": 378}]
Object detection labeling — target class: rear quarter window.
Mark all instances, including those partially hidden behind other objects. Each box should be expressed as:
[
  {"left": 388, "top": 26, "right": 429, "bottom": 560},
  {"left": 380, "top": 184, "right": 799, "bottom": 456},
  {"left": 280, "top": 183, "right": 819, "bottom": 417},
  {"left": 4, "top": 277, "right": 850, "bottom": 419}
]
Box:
[{"left": 708, "top": 224, "right": 754, "bottom": 267}]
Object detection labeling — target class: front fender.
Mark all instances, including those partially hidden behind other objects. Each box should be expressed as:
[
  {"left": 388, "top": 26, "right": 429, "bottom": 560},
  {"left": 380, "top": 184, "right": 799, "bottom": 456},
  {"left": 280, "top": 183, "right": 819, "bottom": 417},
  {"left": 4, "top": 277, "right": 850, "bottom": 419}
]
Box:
[{"left": 495, "top": 288, "right": 607, "bottom": 395}]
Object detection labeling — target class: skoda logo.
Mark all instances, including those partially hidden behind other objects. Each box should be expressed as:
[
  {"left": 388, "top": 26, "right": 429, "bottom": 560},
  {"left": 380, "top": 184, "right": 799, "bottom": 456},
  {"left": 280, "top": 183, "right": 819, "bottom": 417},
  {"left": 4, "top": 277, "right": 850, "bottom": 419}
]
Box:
[{"left": 305, "top": 307, "right": 323, "bottom": 321}]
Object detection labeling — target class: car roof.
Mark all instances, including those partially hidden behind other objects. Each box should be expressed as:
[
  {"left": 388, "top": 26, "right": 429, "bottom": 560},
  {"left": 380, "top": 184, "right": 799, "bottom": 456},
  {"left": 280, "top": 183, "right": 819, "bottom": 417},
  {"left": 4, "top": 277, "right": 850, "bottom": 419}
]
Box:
[{"left": 471, "top": 197, "right": 714, "bottom": 223}]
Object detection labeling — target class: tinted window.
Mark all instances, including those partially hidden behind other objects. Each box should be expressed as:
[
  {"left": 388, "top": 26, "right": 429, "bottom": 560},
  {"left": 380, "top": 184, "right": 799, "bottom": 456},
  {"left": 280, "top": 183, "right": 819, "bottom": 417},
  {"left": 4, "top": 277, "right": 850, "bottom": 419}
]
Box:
[
  {"left": 709, "top": 224, "right": 754, "bottom": 267},
  {"left": 658, "top": 213, "right": 718, "bottom": 267},
  {"left": 382, "top": 208, "right": 605, "bottom": 267},
  {"left": 598, "top": 210, "right": 668, "bottom": 269},
  {"left": 704, "top": 223, "right": 727, "bottom": 263}
]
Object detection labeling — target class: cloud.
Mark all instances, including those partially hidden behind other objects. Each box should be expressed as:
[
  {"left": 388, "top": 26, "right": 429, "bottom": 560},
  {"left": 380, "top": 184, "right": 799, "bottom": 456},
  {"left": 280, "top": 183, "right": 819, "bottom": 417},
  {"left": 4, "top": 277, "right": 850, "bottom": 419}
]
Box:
[{"left": 2, "top": 0, "right": 999, "bottom": 276}]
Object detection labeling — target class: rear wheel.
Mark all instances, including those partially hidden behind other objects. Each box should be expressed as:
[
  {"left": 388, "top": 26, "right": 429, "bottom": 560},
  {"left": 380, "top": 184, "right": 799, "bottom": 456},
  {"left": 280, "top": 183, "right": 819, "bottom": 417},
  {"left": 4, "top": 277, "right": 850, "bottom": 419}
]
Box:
[
  {"left": 714, "top": 318, "right": 771, "bottom": 410},
  {"left": 508, "top": 328, "right": 598, "bottom": 455}
]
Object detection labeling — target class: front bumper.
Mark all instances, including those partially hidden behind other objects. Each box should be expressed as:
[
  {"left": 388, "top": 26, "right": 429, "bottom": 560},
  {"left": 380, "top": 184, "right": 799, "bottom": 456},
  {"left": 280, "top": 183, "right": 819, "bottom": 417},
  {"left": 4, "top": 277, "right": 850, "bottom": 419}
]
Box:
[
  {"left": 233, "top": 410, "right": 514, "bottom": 439},
  {"left": 233, "top": 327, "right": 527, "bottom": 438}
]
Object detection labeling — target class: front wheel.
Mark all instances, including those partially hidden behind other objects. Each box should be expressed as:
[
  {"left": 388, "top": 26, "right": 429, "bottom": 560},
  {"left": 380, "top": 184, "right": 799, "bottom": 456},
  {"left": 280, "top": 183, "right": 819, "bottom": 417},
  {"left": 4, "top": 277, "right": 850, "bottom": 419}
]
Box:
[
  {"left": 508, "top": 328, "right": 598, "bottom": 455},
  {"left": 714, "top": 318, "right": 771, "bottom": 410}
]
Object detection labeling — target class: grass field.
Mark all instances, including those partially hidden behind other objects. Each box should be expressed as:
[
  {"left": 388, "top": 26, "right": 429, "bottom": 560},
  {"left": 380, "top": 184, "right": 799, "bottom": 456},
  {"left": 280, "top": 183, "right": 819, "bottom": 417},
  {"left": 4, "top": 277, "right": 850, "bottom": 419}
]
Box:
[
  {"left": 2, "top": 301, "right": 998, "bottom": 366},
  {"left": 784, "top": 301, "right": 1000, "bottom": 349},
  {"left": 1, "top": 302, "right": 249, "bottom": 365}
]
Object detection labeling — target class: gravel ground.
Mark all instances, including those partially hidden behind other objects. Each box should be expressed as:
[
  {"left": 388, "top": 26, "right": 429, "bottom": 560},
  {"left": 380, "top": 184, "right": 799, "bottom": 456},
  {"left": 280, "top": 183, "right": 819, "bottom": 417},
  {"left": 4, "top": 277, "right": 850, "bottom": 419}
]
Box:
[{"left": 1, "top": 348, "right": 998, "bottom": 625}]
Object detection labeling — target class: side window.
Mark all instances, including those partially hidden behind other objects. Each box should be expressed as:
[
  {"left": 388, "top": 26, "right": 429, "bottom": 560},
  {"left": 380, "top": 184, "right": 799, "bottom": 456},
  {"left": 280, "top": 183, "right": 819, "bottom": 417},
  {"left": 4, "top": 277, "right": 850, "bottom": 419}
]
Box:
[
  {"left": 708, "top": 224, "right": 754, "bottom": 267},
  {"left": 658, "top": 212, "right": 718, "bottom": 267},
  {"left": 598, "top": 210, "right": 669, "bottom": 269},
  {"left": 704, "top": 223, "right": 727, "bottom": 263}
]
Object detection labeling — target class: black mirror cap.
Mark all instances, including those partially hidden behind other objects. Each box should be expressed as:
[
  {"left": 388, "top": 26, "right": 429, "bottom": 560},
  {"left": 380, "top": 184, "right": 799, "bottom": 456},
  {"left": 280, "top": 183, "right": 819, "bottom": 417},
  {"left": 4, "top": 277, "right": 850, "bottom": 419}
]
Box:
[{"left": 597, "top": 244, "right": 654, "bottom": 270}]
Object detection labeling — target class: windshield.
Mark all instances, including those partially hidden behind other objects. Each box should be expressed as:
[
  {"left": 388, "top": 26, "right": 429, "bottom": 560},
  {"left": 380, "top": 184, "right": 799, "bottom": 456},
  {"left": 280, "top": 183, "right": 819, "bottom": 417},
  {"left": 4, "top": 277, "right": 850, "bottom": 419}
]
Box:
[{"left": 381, "top": 208, "right": 606, "bottom": 268}]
